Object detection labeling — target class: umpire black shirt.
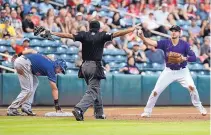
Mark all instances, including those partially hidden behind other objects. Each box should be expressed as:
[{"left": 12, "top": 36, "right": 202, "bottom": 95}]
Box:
[{"left": 74, "top": 31, "right": 113, "bottom": 61}]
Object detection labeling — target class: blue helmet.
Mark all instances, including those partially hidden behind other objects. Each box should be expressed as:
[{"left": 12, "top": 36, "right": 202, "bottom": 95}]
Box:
[{"left": 55, "top": 59, "right": 67, "bottom": 74}]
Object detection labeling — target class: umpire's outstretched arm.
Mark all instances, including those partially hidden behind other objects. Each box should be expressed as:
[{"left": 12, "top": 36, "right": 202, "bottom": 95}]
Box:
[{"left": 51, "top": 32, "right": 74, "bottom": 39}]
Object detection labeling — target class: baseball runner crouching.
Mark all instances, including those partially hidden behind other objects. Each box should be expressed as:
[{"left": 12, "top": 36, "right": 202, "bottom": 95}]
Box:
[
  {"left": 7, "top": 53, "right": 67, "bottom": 116},
  {"left": 137, "top": 25, "right": 207, "bottom": 117}
]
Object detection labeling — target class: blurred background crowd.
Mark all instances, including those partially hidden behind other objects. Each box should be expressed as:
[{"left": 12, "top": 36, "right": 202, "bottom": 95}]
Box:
[{"left": 0, "top": 0, "right": 210, "bottom": 75}]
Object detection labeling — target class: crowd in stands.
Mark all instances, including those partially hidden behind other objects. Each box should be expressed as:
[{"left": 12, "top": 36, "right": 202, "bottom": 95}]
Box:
[{"left": 0, "top": 0, "right": 210, "bottom": 74}]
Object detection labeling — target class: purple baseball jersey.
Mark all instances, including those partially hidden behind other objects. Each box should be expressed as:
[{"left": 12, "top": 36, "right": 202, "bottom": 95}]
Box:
[{"left": 157, "top": 39, "right": 196, "bottom": 70}]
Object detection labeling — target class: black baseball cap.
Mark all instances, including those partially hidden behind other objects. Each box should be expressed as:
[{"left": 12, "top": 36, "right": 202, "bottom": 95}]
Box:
[
  {"left": 169, "top": 25, "right": 181, "bottom": 32},
  {"left": 89, "top": 21, "right": 100, "bottom": 31}
]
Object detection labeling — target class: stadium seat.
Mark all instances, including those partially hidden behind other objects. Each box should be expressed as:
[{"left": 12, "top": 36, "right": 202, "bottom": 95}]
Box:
[
  {"left": 109, "top": 62, "right": 119, "bottom": 71},
  {"left": 67, "top": 47, "right": 78, "bottom": 54},
  {"left": 2, "top": 61, "right": 13, "bottom": 68},
  {"left": 7, "top": 47, "right": 15, "bottom": 53},
  {"left": 119, "top": 62, "right": 127, "bottom": 68},
  {"left": 54, "top": 40, "right": 62, "bottom": 46},
  {"left": 49, "top": 54, "right": 60, "bottom": 60},
  {"left": 30, "top": 39, "right": 41, "bottom": 46},
  {"left": 183, "top": 25, "right": 189, "bottom": 31},
  {"left": 152, "top": 63, "right": 164, "bottom": 70},
  {"left": 57, "top": 47, "right": 67, "bottom": 54},
  {"left": 41, "top": 40, "right": 54, "bottom": 46},
  {"left": 0, "top": 39, "right": 7, "bottom": 46},
  {"left": 66, "top": 69, "right": 78, "bottom": 74},
  {"left": 66, "top": 62, "right": 75, "bottom": 69},
  {"left": 103, "top": 55, "right": 115, "bottom": 63},
  {"left": 103, "top": 49, "right": 113, "bottom": 55},
  {"left": 115, "top": 55, "right": 126, "bottom": 63},
  {"left": 192, "top": 63, "right": 204, "bottom": 70},
  {"left": 0, "top": 46, "right": 7, "bottom": 52},
  {"left": 176, "top": 19, "right": 185, "bottom": 26},
  {"left": 33, "top": 47, "right": 44, "bottom": 53},
  {"left": 44, "top": 47, "right": 56, "bottom": 53},
  {"left": 60, "top": 54, "right": 71, "bottom": 60},
  {"left": 111, "top": 49, "right": 125, "bottom": 55}
]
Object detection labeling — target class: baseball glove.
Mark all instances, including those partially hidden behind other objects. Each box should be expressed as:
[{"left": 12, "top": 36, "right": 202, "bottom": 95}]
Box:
[
  {"left": 167, "top": 52, "right": 184, "bottom": 64},
  {"left": 34, "top": 26, "right": 55, "bottom": 41},
  {"left": 40, "top": 30, "right": 55, "bottom": 41}
]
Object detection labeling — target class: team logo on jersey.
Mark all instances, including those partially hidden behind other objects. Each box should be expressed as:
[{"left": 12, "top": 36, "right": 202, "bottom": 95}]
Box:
[{"left": 106, "top": 32, "right": 111, "bottom": 35}]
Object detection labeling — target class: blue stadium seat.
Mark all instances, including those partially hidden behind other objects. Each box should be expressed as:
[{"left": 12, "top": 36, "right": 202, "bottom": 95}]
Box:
[
  {"left": 115, "top": 55, "right": 126, "bottom": 63},
  {"left": 136, "top": 63, "right": 151, "bottom": 69},
  {"left": 176, "top": 19, "right": 185, "bottom": 26},
  {"left": 66, "top": 69, "right": 78, "bottom": 74},
  {"left": 192, "top": 63, "right": 204, "bottom": 70},
  {"left": 30, "top": 39, "right": 41, "bottom": 46},
  {"left": 144, "top": 71, "right": 154, "bottom": 75},
  {"left": 2, "top": 61, "right": 13, "bottom": 68},
  {"left": 57, "top": 47, "right": 67, "bottom": 54},
  {"left": 0, "top": 39, "right": 7, "bottom": 46},
  {"left": 127, "top": 42, "right": 133, "bottom": 49},
  {"left": 0, "top": 46, "right": 7, "bottom": 52},
  {"left": 111, "top": 49, "right": 125, "bottom": 55},
  {"left": 103, "top": 49, "right": 113, "bottom": 55},
  {"left": 24, "top": 32, "right": 36, "bottom": 38},
  {"left": 7, "top": 47, "right": 15, "bottom": 53},
  {"left": 54, "top": 40, "right": 62, "bottom": 46},
  {"left": 44, "top": 47, "right": 56, "bottom": 53},
  {"left": 41, "top": 40, "right": 54, "bottom": 46},
  {"left": 70, "top": 54, "right": 79, "bottom": 61},
  {"left": 109, "top": 62, "right": 119, "bottom": 70},
  {"left": 103, "top": 55, "right": 115, "bottom": 63},
  {"left": 50, "top": 54, "right": 60, "bottom": 60},
  {"left": 119, "top": 62, "right": 127, "bottom": 68},
  {"left": 152, "top": 63, "right": 164, "bottom": 70},
  {"left": 60, "top": 54, "right": 71, "bottom": 60},
  {"left": 67, "top": 47, "right": 78, "bottom": 54},
  {"left": 183, "top": 25, "right": 189, "bottom": 31},
  {"left": 66, "top": 62, "right": 75, "bottom": 69},
  {"left": 33, "top": 47, "right": 44, "bottom": 53}
]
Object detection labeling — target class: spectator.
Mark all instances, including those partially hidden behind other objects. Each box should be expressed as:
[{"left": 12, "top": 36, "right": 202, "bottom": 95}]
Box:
[
  {"left": 200, "top": 20, "right": 210, "bottom": 38},
  {"left": 102, "top": 59, "right": 110, "bottom": 73},
  {"left": 196, "top": 3, "right": 208, "bottom": 20},
  {"left": 42, "top": 9, "right": 60, "bottom": 32},
  {"left": 188, "top": 18, "right": 201, "bottom": 37},
  {"left": 166, "top": 13, "right": 177, "bottom": 26},
  {"left": 77, "top": 4, "right": 86, "bottom": 14},
  {"left": 177, "top": 8, "right": 188, "bottom": 20},
  {"left": 30, "top": 7, "right": 41, "bottom": 26},
  {"left": 22, "top": 13, "right": 34, "bottom": 33},
  {"left": 11, "top": 9, "right": 22, "bottom": 29},
  {"left": 154, "top": 3, "right": 169, "bottom": 25},
  {"left": 203, "top": 50, "right": 211, "bottom": 71},
  {"left": 0, "top": 17, "right": 16, "bottom": 39},
  {"left": 23, "top": 0, "right": 31, "bottom": 15},
  {"left": 188, "top": 37, "right": 200, "bottom": 57},
  {"left": 39, "top": 0, "right": 54, "bottom": 15},
  {"left": 143, "top": 12, "right": 167, "bottom": 34},
  {"left": 200, "top": 36, "right": 210, "bottom": 61},
  {"left": 5, "top": 5, "right": 11, "bottom": 15},
  {"left": 0, "top": 8, "right": 7, "bottom": 23},
  {"left": 145, "top": 46, "right": 165, "bottom": 64},
  {"left": 181, "top": 35, "right": 188, "bottom": 41},
  {"left": 123, "top": 43, "right": 147, "bottom": 63},
  {"left": 76, "top": 12, "right": 88, "bottom": 26},
  {"left": 119, "top": 56, "right": 140, "bottom": 75},
  {"left": 108, "top": 12, "right": 121, "bottom": 29},
  {"left": 185, "top": 3, "right": 197, "bottom": 19},
  {"left": 11, "top": 38, "right": 30, "bottom": 54},
  {"left": 204, "top": 0, "right": 210, "bottom": 13},
  {"left": 113, "top": 35, "right": 128, "bottom": 49}
]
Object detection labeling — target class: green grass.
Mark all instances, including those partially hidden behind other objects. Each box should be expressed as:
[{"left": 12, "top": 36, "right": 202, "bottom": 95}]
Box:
[{"left": 0, "top": 117, "right": 209, "bottom": 135}]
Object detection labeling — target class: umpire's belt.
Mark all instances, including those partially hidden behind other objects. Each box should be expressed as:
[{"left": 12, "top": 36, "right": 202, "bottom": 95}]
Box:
[{"left": 83, "top": 60, "right": 103, "bottom": 66}]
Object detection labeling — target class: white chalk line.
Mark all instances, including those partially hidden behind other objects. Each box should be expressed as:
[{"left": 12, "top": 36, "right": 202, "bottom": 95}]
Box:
[{"left": 121, "top": 113, "right": 211, "bottom": 116}]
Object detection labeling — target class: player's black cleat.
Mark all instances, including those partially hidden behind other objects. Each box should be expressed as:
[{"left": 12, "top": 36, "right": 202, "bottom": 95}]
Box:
[
  {"left": 21, "top": 108, "right": 36, "bottom": 116},
  {"left": 72, "top": 108, "right": 84, "bottom": 121},
  {"left": 7, "top": 109, "right": 22, "bottom": 116}
]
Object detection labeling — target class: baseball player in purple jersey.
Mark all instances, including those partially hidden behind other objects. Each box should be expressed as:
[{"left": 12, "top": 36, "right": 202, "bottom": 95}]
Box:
[{"left": 137, "top": 25, "right": 207, "bottom": 117}]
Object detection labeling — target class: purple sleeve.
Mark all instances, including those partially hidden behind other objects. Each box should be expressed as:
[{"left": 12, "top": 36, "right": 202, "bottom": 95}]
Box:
[
  {"left": 157, "top": 40, "right": 166, "bottom": 51},
  {"left": 186, "top": 43, "right": 196, "bottom": 62}
]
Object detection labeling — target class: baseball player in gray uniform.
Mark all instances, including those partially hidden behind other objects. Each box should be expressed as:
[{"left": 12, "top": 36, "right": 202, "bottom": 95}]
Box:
[{"left": 7, "top": 53, "right": 67, "bottom": 116}]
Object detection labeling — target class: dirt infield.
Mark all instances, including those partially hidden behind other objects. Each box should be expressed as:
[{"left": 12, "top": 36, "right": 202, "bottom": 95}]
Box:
[{"left": 0, "top": 106, "right": 210, "bottom": 122}]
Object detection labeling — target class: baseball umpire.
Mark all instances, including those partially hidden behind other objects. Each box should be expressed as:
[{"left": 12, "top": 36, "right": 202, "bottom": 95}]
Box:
[
  {"left": 7, "top": 53, "right": 67, "bottom": 116},
  {"left": 137, "top": 25, "right": 207, "bottom": 117},
  {"left": 50, "top": 20, "right": 139, "bottom": 121}
]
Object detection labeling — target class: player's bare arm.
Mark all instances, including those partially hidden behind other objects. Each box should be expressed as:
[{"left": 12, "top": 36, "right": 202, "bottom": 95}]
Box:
[
  {"left": 49, "top": 81, "right": 59, "bottom": 100},
  {"left": 51, "top": 32, "right": 74, "bottom": 39},
  {"left": 113, "top": 27, "right": 135, "bottom": 38},
  {"left": 137, "top": 28, "right": 157, "bottom": 47}
]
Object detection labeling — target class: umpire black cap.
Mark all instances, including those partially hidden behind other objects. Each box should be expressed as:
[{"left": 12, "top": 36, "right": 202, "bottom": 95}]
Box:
[
  {"left": 169, "top": 25, "right": 181, "bottom": 32},
  {"left": 89, "top": 21, "right": 100, "bottom": 32}
]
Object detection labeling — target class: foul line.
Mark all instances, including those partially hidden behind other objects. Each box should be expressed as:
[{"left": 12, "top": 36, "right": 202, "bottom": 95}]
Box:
[{"left": 121, "top": 113, "right": 211, "bottom": 116}]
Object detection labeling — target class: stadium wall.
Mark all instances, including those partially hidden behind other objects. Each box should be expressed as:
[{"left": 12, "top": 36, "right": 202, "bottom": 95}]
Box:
[{"left": 0, "top": 73, "right": 210, "bottom": 106}]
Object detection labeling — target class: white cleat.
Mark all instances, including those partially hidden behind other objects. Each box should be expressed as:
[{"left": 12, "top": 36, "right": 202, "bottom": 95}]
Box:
[
  {"left": 200, "top": 107, "right": 207, "bottom": 116},
  {"left": 141, "top": 112, "right": 151, "bottom": 118}
]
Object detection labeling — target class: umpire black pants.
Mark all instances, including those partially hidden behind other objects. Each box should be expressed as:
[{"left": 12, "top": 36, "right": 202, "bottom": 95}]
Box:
[{"left": 75, "top": 61, "right": 104, "bottom": 117}]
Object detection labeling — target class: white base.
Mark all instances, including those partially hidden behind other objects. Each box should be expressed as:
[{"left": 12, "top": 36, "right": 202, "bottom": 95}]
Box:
[{"left": 45, "top": 112, "right": 74, "bottom": 117}]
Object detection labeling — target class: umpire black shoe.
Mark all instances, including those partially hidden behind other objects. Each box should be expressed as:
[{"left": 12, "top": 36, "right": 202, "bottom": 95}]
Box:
[
  {"left": 95, "top": 115, "right": 106, "bottom": 119},
  {"left": 21, "top": 108, "right": 36, "bottom": 116},
  {"left": 7, "top": 108, "right": 22, "bottom": 116},
  {"left": 72, "top": 108, "right": 84, "bottom": 121}
]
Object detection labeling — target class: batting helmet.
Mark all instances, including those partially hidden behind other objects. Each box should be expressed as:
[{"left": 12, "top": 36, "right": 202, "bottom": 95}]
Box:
[{"left": 55, "top": 59, "right": 67, "bottom": 74}]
